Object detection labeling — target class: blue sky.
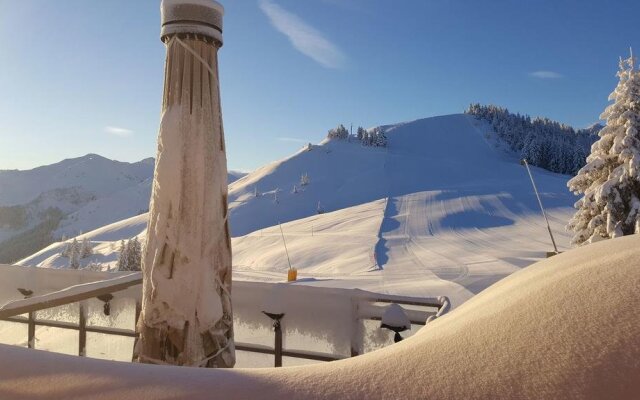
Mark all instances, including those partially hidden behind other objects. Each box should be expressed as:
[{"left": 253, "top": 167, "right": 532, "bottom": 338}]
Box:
[{"left": 0, "top": 0, "right": 638, "bottom": 171}]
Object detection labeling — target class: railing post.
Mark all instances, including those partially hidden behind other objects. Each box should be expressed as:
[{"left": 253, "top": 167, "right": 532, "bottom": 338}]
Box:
[
  {"left": 27, "top": 311, "right": 35, "bottom": 349},
  {"left": 274, "top": 319, "right": 283, "bottom": 368},
  {"left": 78, "top": 302, "right": 86, "bottom": 357},
  {"left": 262, "top": 311, "right": 285, "bottom": 367},
  {"left": 350, "top": 298, "right": 360, "bottom": 357},
  {"left": 132, "top": 300, "right": 141, "bottom": 361}
]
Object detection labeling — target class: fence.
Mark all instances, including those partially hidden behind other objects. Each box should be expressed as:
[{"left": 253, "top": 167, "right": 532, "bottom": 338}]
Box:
[{"left": 0, "top": 265, "right": 449, "bottom": 367}]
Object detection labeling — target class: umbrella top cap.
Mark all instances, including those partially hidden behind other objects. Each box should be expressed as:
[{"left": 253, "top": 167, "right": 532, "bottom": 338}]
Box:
[{"left": 161, "top": 0, "right": 224, "bottom": 45}]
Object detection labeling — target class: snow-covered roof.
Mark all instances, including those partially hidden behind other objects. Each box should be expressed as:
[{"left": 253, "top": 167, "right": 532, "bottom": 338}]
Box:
[{"left": 2, "top": 233, "right": 639, "bottom": 399}]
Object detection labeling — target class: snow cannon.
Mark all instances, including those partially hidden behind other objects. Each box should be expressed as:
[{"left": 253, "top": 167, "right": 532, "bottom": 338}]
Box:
[
  {"left": 161, "top": 0, "right": 224, "bottom": 45},
  {"left": 287, "top": 269, "right": 298, "bottom": 282},
  {"left": 380, "top": 303, "right": 411, "bottom": 343}
]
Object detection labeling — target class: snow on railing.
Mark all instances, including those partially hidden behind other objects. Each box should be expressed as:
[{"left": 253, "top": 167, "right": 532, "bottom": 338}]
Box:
[
  {"left": 0, "top": 265, "right": 450, "bottom": 366},
  {"left": 0, "top": 273, "right": 142, "bottom": 320},
  {"left": 426, "top": 296, "right": 451, "bottom": 324}
]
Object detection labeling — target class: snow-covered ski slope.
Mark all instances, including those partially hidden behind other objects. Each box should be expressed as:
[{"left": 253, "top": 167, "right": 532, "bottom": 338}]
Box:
[
  {"left": 19, "top": 114, "right": 577, "bottom": 306},
  {"left": 228, "top": 114, "right": 575, "bottom": 305}
]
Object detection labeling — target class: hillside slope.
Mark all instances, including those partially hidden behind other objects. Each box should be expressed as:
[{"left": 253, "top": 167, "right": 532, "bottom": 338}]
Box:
[
  {"left": 18, "top": 114, "right": 577, "bottom": 305},
  {"left": 0, "top": 154, "right": 246, "bottom": 263},
  {"left": 227, "top": 114, "right": 574, "bottom": 237}
]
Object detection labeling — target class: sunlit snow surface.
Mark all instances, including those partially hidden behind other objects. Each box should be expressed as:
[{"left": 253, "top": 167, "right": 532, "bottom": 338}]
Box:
[
  {"left": 2, "top": 234, "right": 639, "bottom": 399},
  {"left": 19, "top": 114, "right": 575, "bottom": 307}
]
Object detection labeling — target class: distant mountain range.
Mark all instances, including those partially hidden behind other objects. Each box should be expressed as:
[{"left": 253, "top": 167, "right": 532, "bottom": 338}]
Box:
[{"left": 0, "top": 154, "right": 245, "bottom": 263}]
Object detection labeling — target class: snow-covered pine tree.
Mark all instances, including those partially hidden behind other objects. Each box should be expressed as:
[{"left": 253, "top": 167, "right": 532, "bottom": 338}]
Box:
[
  {"left": 300, "top": 173, "right": 310, "bottom": 186},
  {"left": 357, "top": 126, "right": 366, "bottom": 141},
  {"left": 61, "top": 241, "right": 71, "bottom": 257},
  {"left": 80, "top": 238, "right": 92, "bottom": 258},
  {"left": 126, "top": 237, "right": 142, "bottom": 271},
  {"left": 465, "top": 103, "right": 598, "bottom": 174},
  {"left": 337, "top": 124, "right": 348, "bottom": 139},
  {"left": 85, "top": 262, "right": 103, "bottom": 272},
  {"left": 327, "top": 124, "right": 349, "bottom": 140},
  {"left": 69, "top": 239, "right": 80, "bottom": 269},
  {"left": 362, "top": 131, "right": 370, "bottom": 146},
  {"left": 375, "top": 128, "right": 388, "bottom": 147},
  {"left": 567, "top": 51, "right": 640, "bottom": 245},
  {"left": 117, "top": 240, "right": 128, "bottom": 271}
]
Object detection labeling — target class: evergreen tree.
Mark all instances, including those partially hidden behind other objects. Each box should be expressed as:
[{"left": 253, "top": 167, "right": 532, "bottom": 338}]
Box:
[
  {"left": 326, "top": 124, "right": 349, "bottom": 140},
  {"left": 300, "top": 173, "right": 310, "bottom": 186},
  {"left": 86, "top": 262, "right": 103, "bottom": 272},
  {"left": 375, "top": 128, "right": 388, "bottom": 147},
  {"left": 466, "top": 103, "right": 599, "bottom": 174},
  {"left": 567, "top": 52, "right": 640, "bottom": 245},
  {"left": 356, "top": 126, "right": 366, "bottom": 141},
  {"left": 61, "top": 240, "right": 71, "bottom": 257},
  {"left": 80, "top": 238, "right": 92, "bottom": 258},
  {"left": 68, "top": 238, "right": 80, "bottom": 269},
  {"left": 117, "top": 240, "right": 128, "bottom": 271},
  {"left": 126, "top": 237, "right": 142, "bottom": 271}
]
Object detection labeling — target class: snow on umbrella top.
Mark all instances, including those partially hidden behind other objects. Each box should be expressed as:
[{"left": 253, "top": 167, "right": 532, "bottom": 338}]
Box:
[
  {"left": 381, "top": 303, "right": 411, "bottom": 332},
  {"left": 161, "top": 0, "right": 224, "bottom": 45}
]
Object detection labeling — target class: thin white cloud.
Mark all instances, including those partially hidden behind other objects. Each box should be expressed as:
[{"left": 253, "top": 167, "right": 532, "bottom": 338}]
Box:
[
  {"left": 277, "top": 137, "right": 309, "bottom": 143},
  {"left": 529, "top": 71, "right": 563, "bottom": 79},
  {"left": 104, "top": 126, "right": 133, "bottom": 137},
  {"left": 259, "top": 0, "right": 347, "bottom": 69}
]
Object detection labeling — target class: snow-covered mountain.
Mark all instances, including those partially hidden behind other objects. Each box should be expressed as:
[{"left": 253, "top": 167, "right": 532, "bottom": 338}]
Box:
[
  {"left": 0, "top": 155, "right": 246, "bottom": 263},
  {"left": 18, "top": 113, "right": 579, "bottom": 306},
  {"left": 227, "top": 114, "right": 574, "bottom": 236}
]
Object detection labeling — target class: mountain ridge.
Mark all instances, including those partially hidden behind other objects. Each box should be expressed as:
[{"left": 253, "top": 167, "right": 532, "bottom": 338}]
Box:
[{"left": 0, "top": 154, "right": 246, "bottom": 263}]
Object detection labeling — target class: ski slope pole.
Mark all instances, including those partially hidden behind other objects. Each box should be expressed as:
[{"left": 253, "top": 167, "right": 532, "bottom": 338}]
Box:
[
  {"left": 278, "top": 223, "right": 293, "bottom": 271},
  {"left": 521, "top": 159, "right": 559, "bottom": 254}
]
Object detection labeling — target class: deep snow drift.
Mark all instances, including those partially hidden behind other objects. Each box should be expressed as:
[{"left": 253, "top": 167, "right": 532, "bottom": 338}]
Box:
[{"left": 2, "top": 234, "right": 638, "bottom": 399}]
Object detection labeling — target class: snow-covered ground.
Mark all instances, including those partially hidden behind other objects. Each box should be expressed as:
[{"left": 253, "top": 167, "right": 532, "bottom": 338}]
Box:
[
  {"left": 17, "top": 114, "right": 576, "bottom": 307},
  {"left": 2, "top": 234, "right": 638, "bottom": 399}
]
